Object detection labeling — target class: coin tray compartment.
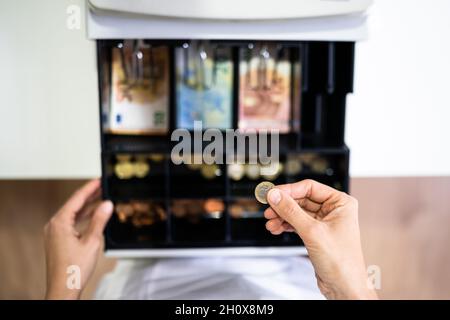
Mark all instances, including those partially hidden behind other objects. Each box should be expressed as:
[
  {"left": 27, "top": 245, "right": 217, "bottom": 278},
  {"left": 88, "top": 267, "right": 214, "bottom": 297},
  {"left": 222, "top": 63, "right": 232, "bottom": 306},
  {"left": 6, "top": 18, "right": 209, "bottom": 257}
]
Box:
[
  {"left": 105, "top": 153, "right": 168, "bottom": 200},
  {"left": 229, "top": 154, "right": 288, "bottom": 198},
  {"left": 106, "top": 200, "right": 168, "bottom": 247},
  {"left": 169, "top": 163, "right": 226, "bottom": 198},
  {"left": 97, "top": 40, "right": 354, "bottom": 251},
  {"left": 228, "top": 198, "right": 287, "bottom": 243},
  {"left": 285, "top": 149, "right": 350, "bottom": 191},
  {"left": 170, "top": 198, "right": 227, "bottom": 243}
]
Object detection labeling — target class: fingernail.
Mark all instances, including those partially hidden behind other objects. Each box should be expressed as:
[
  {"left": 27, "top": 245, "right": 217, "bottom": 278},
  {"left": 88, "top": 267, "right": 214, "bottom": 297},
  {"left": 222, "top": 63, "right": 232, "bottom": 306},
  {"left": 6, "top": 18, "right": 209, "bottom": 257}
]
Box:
[
  {"left": 268, "top": 189, "right": 281, "bottom": 205},
  {"left": 101, "top": 200, "right": 114, "bottom": 214}
]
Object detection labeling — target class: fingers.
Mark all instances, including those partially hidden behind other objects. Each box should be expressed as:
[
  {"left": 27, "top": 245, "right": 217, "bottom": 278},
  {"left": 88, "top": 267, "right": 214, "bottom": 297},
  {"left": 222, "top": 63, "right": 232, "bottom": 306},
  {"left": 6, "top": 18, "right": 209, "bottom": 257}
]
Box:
[
  {"left": 265, "top": 217, "right": 296, "bottom": 235},
  {"left": 265, "top": 217, "right": 284, "bottom": 232},
  {"left": 264, "top": 208, "right": 278, "bottom": 219},
  {"left": 76, "top": 200, "right": 101, "bottom": 222},
  {"left": 264, "top": 198, "right": 322, "bottom": 218},
  {"left": 275, "top": 179, "right": 339, "bottom": 204},
  {"left": 84, "top": 200, "right": 113, "bottom": 242},
  {"left": 58, "top": 179, "right": 101, "bottom": 223},
  {"left": 267, "top": 188, "right": 316, "bottom": 237}
]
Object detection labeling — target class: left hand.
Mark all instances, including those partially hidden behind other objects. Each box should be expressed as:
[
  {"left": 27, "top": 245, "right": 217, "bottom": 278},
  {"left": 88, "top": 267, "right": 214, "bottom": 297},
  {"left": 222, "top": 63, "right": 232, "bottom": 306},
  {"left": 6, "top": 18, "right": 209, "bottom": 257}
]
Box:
[{"left": 44, "top": 179, "right": 113, "bottom": 299}]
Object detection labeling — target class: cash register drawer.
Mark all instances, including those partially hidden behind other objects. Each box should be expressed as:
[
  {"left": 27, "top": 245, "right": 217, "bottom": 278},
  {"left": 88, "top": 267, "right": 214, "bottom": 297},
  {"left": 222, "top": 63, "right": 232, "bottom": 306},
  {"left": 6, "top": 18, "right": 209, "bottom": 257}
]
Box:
[{"left": 97, "top": 40, "right": 354, "bottom": 256}]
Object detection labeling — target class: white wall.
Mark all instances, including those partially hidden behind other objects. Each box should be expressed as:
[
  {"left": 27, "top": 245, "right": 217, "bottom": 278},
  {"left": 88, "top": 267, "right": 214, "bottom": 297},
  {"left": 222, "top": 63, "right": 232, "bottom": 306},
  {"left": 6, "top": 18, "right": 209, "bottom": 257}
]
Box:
[
  {"left": 0, "top": 0, "right": 449, "bottom": 178},
  {"left": 347, "top": 0, "right": 450, "bottom": 177},
  {"left": 0, "top": 0, "right": 100, "bottom": 179}
]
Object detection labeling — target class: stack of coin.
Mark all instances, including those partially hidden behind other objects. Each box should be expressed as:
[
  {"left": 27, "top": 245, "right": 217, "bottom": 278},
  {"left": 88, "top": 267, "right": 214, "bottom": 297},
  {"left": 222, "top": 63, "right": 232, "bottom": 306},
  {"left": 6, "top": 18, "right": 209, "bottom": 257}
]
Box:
[
  {"left": 245, "top": 164, "right": 260, "bottom": 180},
  {"left": 114, "top": 154, "right": 151, "bottom": 179},
  {"left": 115, "top": 203, "right": 134, "bottom": 222},
  {"left": 204, "top": 199, "right": 225, "bottom": 218},
  {"left": 133, "top": 159, "right": 150, "bottom": 178},
  {"left": 299, "top": 153, "right": 316, "bottom": 166},
  {"left": 200, "top": 164, "right": 221, "bottom": 180},
  {"left": 284, "top": 156, "right": 302, "bottom": 176},
  {"left": 286, "top": 153, "right": 334, "bottom": 176},
  {"left": 115, "top": 201, "right": 166, "bottom": 227},
  {"left": 114, "top": 155, "right": 134, "bottom": 179},
  {"left": 260, "top": 162, "right": 283, "bottom": 181},
  {"left": 227, "top": 163, "right": 245, "bottom": 181},
  {"left": 310, "top": 157, "right": 329, "bottom": 175},
  {"left": 171, "top": 199, "right": 224, "bottom": 222}
]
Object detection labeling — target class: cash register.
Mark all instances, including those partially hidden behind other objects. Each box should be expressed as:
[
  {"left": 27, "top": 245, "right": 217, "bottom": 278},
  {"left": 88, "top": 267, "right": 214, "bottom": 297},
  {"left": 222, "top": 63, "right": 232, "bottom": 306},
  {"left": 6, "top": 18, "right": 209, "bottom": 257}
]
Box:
[{"left": 86, "top": 0, "right": 372, "bottom": 257}]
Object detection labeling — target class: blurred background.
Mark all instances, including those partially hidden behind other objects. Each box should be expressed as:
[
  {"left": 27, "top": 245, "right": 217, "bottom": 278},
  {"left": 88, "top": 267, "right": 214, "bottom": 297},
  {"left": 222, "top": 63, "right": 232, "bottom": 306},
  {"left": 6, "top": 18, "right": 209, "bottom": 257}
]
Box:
[{"left": 1, "top": 0, "right": 450, "bottom": 299}]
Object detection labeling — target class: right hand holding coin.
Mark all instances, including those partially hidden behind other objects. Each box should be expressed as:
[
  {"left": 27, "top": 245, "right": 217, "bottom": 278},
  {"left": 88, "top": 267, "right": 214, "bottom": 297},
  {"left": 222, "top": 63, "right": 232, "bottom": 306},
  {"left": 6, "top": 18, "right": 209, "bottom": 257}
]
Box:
[{"left": 264, "top": 179, "right": 378, "bottom": 300}]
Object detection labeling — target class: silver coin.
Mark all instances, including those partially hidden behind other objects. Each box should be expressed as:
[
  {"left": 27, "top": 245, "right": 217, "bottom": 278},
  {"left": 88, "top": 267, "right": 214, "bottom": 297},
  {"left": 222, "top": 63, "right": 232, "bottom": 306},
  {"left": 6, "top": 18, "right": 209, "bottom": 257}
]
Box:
[{"left": 254, "top": 181, "right": 275, "bottom": 204}]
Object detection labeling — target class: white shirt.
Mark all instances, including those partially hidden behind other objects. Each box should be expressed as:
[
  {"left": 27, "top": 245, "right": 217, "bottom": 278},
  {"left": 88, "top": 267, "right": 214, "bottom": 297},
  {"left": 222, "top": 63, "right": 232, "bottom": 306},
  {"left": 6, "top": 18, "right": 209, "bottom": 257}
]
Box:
[{"left": 95, "top": 256, "right": 324, "bottom": 300}]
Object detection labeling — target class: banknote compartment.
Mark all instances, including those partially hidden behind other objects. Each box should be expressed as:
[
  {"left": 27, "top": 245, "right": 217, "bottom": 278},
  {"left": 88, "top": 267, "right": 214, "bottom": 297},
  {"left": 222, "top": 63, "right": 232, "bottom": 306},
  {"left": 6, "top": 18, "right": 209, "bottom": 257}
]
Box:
[
  {"left": 237, "top": 42, "right": 299, "bottom": 134},
  {"left": 174, "top": 41, "right": 234, "bottom": 130},
  {"left": 100, "top": 40, "right": 171, "bottom": 136}
]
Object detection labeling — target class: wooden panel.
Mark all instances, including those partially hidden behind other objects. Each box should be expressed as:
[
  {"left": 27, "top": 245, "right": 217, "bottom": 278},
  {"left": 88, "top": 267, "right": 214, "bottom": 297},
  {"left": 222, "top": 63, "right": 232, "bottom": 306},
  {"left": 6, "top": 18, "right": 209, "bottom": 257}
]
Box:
[
  {"left": 0, "top": 180, "right": 115, "bottom": 300},
  {"left": 352, "top": 177, "right": 450, "bottom": 299},
  {"left": 0, "top": 177, "right": 449, "bottom": 299}
]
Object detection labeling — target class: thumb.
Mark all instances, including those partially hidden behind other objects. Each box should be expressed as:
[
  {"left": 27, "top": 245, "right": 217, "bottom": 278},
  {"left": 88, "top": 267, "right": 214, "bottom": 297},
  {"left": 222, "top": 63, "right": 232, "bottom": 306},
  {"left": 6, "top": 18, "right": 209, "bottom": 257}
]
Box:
[
  {"left": 85, "top": 200, "right": 113, "bottom": 241},
  {"left": 267, "top": 188, "right": 316, "bottom": 237}
]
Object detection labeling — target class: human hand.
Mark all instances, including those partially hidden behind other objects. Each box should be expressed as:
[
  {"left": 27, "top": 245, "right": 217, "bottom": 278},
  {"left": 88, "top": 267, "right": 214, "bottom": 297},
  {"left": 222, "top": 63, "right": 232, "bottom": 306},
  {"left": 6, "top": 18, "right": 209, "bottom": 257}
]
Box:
[
  {"left": 264, "top": 179, "right": 377, "bottom": 300},
  {"left": 44, "top": 179, "right": 113, "bottom": 300}
]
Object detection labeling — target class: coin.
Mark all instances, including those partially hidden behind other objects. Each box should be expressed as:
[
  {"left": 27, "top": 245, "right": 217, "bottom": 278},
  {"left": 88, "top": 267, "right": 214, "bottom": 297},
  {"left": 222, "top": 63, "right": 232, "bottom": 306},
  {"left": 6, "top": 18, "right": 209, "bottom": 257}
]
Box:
[
  {"left": 254, "top": 181, "right": 275, "bottom": 204},
  {"left": 201, "top": 164, "right": 220, "bottom": 179},
  {"left": 133, "top": 160, "right": 150, "bottom": 178},
  {"left": 311, "top": 158, "right": 329, "bottom": 174},
  {"left": 299, "top": 153, "right": 317, "bottom": 165},
  {"left": 227, "top": 163, "right": 245, "bottom": 181},
  {"left": 204, "top": 199, "right": 225, "bottom": 214},
  {"left": 229, "top": 204, "right": 244, "bottom": 218},
  {"left": 114, "top": 161, "right": 134, "bottom": 179},
  {"left": 285, "top": 157, "right": 302, "bottom": 175},
  {"left": 132, "top": 201, "right": 151, "bottom": 213},
  {"left": 245, "top": 164, "right": 260, "bottom": 180},
  {"left": 261, "top": 162, "right": 283, "bottom": 181}
]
